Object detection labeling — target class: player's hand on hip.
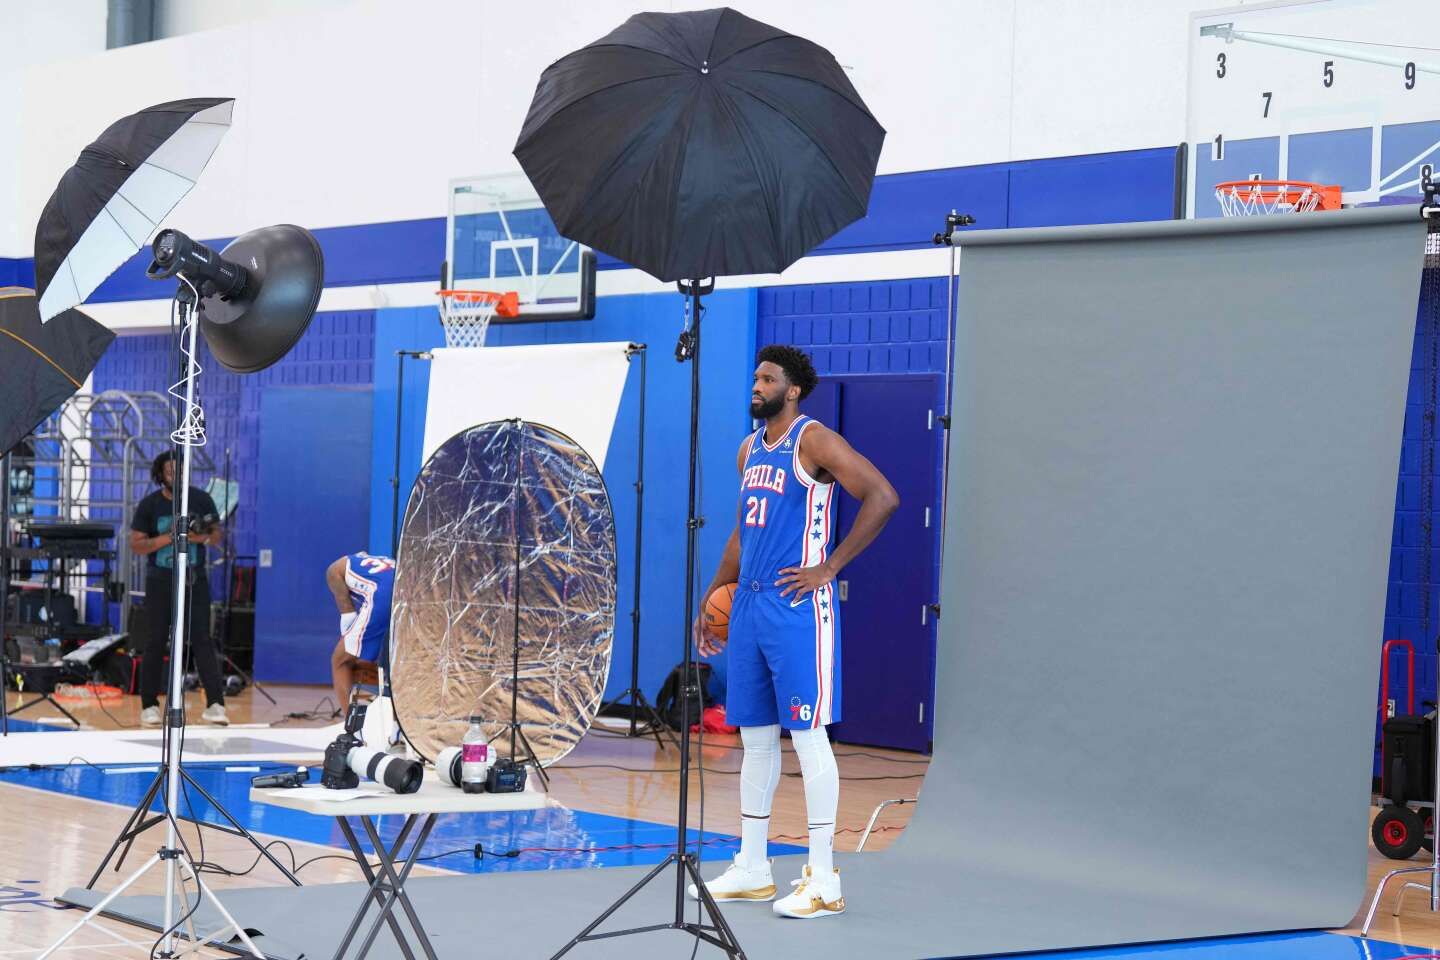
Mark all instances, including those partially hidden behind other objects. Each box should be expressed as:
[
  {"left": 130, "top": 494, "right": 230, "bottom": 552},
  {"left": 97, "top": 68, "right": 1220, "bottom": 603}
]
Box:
[
  {"left": 776, "top": 562, "right": 835, "bottom": 600},
  {"left": 694, "top": 616, "right": 725, "bottom": 658}
]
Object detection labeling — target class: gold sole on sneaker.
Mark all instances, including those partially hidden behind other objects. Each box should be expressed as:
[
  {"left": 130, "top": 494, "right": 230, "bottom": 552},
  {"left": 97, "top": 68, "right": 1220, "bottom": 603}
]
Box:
[
  {"left": 776, "top": 895, "right": 845, "bottom": 919},
  {"left": 714, "top": 885, "right": 777, "bottom": 901},
  {"left": 688, "top": 884, "right": 778, "bottom": 902}
]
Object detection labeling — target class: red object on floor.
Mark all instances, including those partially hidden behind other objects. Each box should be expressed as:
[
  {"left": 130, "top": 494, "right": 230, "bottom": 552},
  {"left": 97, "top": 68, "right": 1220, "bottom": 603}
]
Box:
[{"left": 691, "top": 705, "right": 738, "bottom": 735}]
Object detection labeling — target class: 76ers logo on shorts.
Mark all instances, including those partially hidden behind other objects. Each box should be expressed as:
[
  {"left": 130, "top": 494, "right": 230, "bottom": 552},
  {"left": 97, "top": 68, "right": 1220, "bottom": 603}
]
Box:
[{"left": 789, "top": 696, "right": 812, "bottom": 723}]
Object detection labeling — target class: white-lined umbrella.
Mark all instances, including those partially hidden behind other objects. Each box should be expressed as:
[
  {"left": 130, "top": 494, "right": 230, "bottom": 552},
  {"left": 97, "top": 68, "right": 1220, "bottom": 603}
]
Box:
[{"left": 34, "top": 98, "right": 234, "bottom": 322}]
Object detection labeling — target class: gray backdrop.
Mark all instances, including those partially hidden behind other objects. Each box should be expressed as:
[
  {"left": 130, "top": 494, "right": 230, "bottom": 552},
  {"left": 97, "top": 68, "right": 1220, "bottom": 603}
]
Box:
[
  {"left": 63, "top": 207, "right": 1433, "bottom": 959},
  {"left": 912, "top": 206, "right": 1429, "bottom": 934}
]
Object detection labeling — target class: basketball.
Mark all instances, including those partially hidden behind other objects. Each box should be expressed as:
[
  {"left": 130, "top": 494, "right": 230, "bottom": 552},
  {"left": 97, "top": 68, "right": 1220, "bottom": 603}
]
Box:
[{"left": 704, "top": 582, "right": 738, "bottom": 640}]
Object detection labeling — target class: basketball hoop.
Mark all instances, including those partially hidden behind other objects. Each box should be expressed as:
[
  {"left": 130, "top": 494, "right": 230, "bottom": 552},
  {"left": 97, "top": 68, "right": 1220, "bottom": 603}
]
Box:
[
  {"left": 1215, "top": 180, "right": 1342, "bottom": 217},
  {"left": 436, "top": 289, "right": 520, "bottom": 348}
]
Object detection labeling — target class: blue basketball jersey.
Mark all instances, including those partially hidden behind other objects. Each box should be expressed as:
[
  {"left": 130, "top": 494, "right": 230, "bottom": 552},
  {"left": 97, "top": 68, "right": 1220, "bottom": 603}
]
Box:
[
  {"left": 737, "top": 415, "right": 836, "bottom": 587},
  {"left": 729, "top": 414, "right": 842, "bottom": 729},
  {"left": 342, "top": 552, "right": 395, "bottom": 664}
]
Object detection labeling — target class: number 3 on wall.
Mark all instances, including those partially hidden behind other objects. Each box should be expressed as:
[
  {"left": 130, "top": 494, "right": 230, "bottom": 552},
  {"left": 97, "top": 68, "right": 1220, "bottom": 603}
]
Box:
[{"left": 745, "top": 496, "right": 769, "bottom": 528}]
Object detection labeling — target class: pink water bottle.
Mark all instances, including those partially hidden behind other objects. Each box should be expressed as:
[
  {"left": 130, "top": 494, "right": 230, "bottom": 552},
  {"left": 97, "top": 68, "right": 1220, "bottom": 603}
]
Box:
[{"left": 461, "top": 715, "right": 490, "bottom": 794}]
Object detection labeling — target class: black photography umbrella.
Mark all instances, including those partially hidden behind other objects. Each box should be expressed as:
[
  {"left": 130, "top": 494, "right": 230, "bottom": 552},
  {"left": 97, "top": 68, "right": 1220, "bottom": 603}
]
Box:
[
  {"left": 518, "top": 9, "right": 883, "bottom": 960},
  {"left": 514, "top": 7, "right": 884, "bottom": 282},
  {"left": 0, "top": 288, "right": 114, "bottom": 456},
  {"left": 34, "top": 98, "right": 235, "bottom": 322}
]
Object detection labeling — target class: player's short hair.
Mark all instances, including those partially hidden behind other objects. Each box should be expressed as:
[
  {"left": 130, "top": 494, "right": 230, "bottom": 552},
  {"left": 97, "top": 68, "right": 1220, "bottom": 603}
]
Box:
[{"left": 756, "top": 345, "right": 818, "bottom": 400}]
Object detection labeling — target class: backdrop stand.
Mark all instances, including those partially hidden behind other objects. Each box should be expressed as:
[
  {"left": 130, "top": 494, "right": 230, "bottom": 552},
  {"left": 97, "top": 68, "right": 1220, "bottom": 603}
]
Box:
[
  {"left": 552, "top": 279, "right": 745, "bottom": 960},
  {"left": 598, "top": 343, "right": 678, "bottom": 749},
  {"left": 390, "top": 349, "right": 431, "bottom": 553}
]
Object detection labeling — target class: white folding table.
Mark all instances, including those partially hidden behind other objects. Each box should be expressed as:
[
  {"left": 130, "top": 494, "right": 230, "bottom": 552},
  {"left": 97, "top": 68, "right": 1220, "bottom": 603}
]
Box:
[{"left": 250, "top": 778, "right": 548, "bottom": 960}]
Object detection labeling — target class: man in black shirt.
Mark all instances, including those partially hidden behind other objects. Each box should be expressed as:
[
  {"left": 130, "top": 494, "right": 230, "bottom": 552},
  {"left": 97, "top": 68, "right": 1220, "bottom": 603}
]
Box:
[{"left": 129, "top": 451, "right": 227, "bottom": 726}]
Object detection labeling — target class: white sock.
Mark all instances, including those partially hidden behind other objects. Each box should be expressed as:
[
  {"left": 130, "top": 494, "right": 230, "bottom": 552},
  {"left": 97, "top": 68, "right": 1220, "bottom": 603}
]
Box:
[
  {"left": 738, "top": 724, "right": 781, "bottom": 869},
  {"left": 790, "top": 725, "right": 838, "bottom": 878}
]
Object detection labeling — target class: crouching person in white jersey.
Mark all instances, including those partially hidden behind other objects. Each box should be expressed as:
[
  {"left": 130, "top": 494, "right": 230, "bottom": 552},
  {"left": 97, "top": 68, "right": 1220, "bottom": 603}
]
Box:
[{"left": 691, "top": 345, "right": 898, "bottom": 919}]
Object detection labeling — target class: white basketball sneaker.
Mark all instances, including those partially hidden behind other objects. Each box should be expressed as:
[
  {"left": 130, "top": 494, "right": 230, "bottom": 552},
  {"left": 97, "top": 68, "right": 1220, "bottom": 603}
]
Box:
[
  {"left": 140, "top": 706, "right": 161, "bottom": 727},
  {"left": 686, "top": 856, "right": 776, "bottom": 902},
  {"left": 200, "top": 703, "right": 229, "bottom": 726},
  {"left": 773, "top": 865, "right": 845, "bottom": 919}
]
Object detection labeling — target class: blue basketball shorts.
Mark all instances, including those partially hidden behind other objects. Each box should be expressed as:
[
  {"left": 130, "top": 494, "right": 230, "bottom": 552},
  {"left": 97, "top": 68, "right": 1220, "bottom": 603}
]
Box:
[{"left": 725, "top": 579, "right": 841, "bottom": 730}]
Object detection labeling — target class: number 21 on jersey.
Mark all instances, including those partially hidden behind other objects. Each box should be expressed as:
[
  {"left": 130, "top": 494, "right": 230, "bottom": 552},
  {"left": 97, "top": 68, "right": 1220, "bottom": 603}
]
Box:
[{"left": 744, "top": 495, "right": 769, "bottom": 528}]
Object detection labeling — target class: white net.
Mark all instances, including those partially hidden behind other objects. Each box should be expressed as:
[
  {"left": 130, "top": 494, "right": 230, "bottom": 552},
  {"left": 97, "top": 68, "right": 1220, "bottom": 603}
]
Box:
[
  {"left": 438, "top": 291, "right": 506, "bottom": 348},
  {"left": 1216, "top": 181, "right": 1323, "bottom": 217}
]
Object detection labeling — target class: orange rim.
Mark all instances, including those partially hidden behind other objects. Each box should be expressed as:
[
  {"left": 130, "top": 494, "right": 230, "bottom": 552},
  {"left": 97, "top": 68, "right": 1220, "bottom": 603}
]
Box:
[
  {"left": 437, "top": 289, "right": 520, "bottom": 319},
  {"left": 1214, "top": 180, "right": 1342, "bottom": 211}
]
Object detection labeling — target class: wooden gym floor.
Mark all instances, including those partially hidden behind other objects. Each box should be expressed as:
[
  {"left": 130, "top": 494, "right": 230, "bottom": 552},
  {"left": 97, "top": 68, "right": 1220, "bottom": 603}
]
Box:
[{"left": 0, "top": 684, "right": 1430, "bottom": 957}]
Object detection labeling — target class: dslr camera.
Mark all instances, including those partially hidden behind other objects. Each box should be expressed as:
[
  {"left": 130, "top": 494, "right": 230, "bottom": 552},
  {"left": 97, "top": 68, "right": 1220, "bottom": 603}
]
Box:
[
  {"left": 186, "top": 512, "right": 219, "bottom": 536},
  {"left": 322, "top": 702, "right": 423, "bottom": 794}
]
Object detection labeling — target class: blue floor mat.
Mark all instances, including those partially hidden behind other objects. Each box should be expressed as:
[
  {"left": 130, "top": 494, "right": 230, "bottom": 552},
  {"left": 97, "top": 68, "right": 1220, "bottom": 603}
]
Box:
[{"left": 0, "top": 760, "right": 803, "bottom": 874}]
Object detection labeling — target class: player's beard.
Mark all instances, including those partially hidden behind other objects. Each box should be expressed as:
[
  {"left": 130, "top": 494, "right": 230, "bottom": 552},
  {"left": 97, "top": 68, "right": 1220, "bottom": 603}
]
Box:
[{"left": 750, "top": 393, "right": 785, "bottom": 420}]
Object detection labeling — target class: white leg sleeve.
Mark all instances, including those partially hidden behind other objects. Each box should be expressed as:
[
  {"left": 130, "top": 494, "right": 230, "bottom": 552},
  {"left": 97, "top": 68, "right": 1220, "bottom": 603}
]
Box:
[
  {"left": 738, "top": 724, "right": 782, "bottom": 868},
  {"left": 789, "top": 725, "right": 838, "bottom": 876}
]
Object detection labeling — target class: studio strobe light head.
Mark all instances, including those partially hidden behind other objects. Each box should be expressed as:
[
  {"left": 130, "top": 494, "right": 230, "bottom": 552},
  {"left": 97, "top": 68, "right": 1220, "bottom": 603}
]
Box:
[
  {"left": 147, "top": 229, "right": 249, "bottom": 299},
  {"left": 144, "top": 223, "right": 324, "bottom": 374}
]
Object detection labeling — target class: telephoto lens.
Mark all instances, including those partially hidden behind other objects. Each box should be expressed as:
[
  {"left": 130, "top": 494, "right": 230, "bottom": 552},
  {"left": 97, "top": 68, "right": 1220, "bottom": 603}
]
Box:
[
  {"left": 347, "top": 746, "right": 423, "bottom": 794},
  {"left": 436, "top": 746, "right": 465, "bottom": 788}
]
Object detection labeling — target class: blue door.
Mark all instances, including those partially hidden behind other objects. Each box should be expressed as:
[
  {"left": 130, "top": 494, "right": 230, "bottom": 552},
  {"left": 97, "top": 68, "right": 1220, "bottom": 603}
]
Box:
[
  {"left": 253, "top": 386, "right": 374, "bottom": 684},
  {"left": 803, "top": 376, "right": 939, "bottom": 751}
]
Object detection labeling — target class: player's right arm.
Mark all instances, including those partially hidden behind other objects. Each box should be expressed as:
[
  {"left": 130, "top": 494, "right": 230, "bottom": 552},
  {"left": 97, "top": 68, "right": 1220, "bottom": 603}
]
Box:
[
  {"left": 327, "top": 556, "right": 357, "bottom": 615},
  {"left": 695, "top": 436, "right": 751, "bottom": 657}
]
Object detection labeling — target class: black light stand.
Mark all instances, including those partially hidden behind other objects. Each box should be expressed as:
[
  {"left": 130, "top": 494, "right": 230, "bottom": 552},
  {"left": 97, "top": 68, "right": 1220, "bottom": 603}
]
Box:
[
  {"left": 43, "top": 286, "right": 269, "bottom": 959},
  {"left": 502, "top": 419, "right": 549, "bottom": 790},
  {"left": 216, "top": 445, "right": 273, "bottom": 705},
  {"left": 598, "top": 343, "right": 678, "bottom": 749},
  {"left": 552, "top": 278, "right": 745, "bottom": 960},
  {"left": 390, "top": 349, "right": 431, "bottom": 553}
]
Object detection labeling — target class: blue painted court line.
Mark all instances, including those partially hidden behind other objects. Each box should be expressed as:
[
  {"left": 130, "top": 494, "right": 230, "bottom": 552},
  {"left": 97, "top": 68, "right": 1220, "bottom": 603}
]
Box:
[
  {"left": 0, "top": 716, "right": 68, "bottom": 733},
  {"left": 993, "top": 932, "right": 1425, "bottom": 960},
  {"left": 0, "top": 761, "right": 804, "bottom": 874}
]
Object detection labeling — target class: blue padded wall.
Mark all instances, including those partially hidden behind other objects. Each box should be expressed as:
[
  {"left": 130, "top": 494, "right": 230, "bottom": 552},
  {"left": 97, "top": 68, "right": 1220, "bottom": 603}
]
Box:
[
  {"left": 372, "top": 291, "right": 757, "bottom": 707},
  {"left": 253, "top": 385, "right": 374, "bottom": 685},
  {"left": 90, "top": 311, "right": 376, "bottom": 632},
  {"left": 1383, "top": 303, "right": 1440, "bottom": 730}
]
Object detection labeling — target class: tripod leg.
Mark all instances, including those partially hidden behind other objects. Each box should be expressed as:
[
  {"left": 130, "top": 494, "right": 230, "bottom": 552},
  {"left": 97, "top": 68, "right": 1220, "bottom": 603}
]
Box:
[
  {"left": 46, "top": 694, "right": 82, "bottom": 728},
  {"left": 180, "top": 857, "right": 266, "bottom": 960},
  {"left": 548, "top": 854, "right": 681, "bottom": 960},
  {"left": 38, "top": 853, "right": 164, "bottom": 960},
  {"left": 513, "top": 725, "right": 550, "bottom": 789},
  {"left": 87, "top": 768, "right": 164, "bottom": 888},
  {"left": 224, "top": 655, "right": 276, "bottom": 705},
  {"left": 678, "top": 853, "right": 747, "bottom": 957},
  {"left": 636, "top": 691, "right": 679, "bottom": 750},
  {"left": 180, "top": 767, "right": 302, "bottom": 885}
]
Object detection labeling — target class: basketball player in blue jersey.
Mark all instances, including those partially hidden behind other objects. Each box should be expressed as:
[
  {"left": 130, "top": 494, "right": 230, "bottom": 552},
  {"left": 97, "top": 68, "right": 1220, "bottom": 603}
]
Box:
[
  {"left": 692, "top": 345, "right": 899, "bottom": 920},
  {"left": 326, "top": 551, "right": 396, "bottom": 710}
]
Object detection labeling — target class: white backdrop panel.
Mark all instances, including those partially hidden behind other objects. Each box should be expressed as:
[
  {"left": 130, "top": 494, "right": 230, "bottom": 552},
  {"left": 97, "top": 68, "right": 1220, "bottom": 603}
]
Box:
[{"left": 421, "top": 342, "right": 632, "bottom": 468}]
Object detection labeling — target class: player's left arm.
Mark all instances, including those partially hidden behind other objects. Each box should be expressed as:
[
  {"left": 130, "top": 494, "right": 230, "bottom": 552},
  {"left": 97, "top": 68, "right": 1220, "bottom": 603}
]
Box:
[{"left": 776, "top": 426, "right": 899, "bottom": 599}]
